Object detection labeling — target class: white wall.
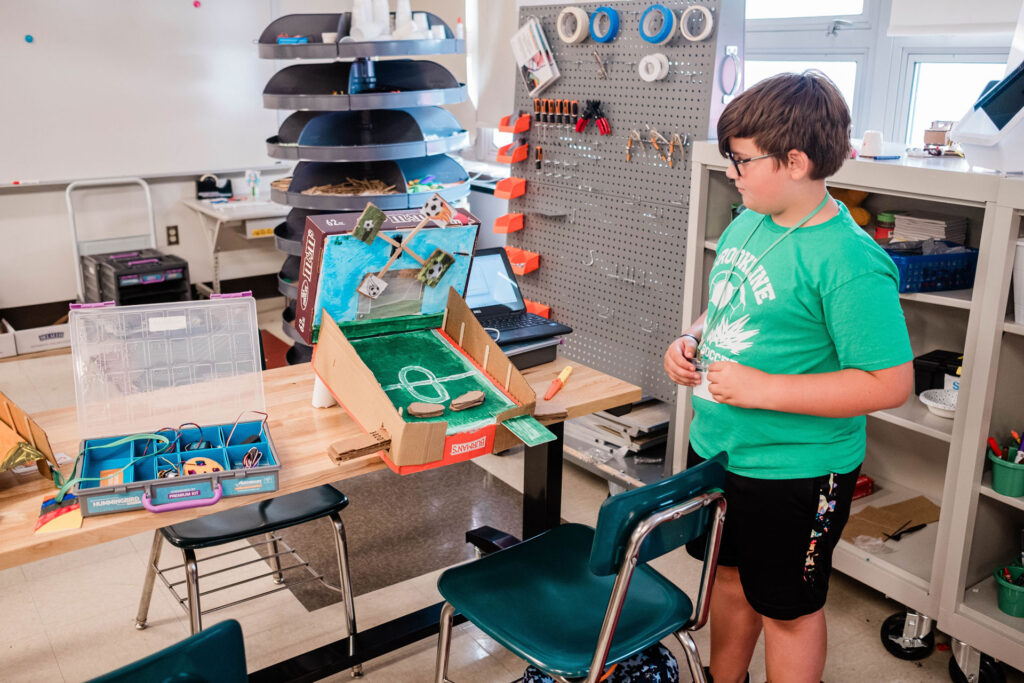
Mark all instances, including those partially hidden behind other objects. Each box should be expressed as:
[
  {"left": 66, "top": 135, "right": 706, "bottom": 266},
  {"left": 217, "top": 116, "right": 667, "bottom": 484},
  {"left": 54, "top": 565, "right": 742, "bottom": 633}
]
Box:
[{"left": 0, "top": 0, "right": 468, "bottom": 309}]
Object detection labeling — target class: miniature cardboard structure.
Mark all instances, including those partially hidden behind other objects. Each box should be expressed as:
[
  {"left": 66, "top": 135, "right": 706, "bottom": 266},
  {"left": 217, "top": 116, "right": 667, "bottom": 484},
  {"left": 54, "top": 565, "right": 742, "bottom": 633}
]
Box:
[
  {"left": 294, "top": 204, "right": 481, "bottom": 345},
  {"left": 0, "top": 388, "right": 58, "bottom": 477},
  {"left": 313, "top": 288, "right": 554, "bottom": 473}
]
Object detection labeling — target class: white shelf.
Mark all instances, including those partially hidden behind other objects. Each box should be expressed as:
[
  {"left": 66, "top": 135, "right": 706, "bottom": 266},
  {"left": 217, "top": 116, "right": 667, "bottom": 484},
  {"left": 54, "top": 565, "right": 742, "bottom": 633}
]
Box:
[
  {"left": 898, "top": 288, "right": 973, "bottom": 310},
  {"left": 961, "top": 576, "right": 1024, "bottom": 644},
  {"left": 703, "top": 238, "right": 719, "bottom": 252},
  {"left": 1003, "top": 317, "right": 1024, "bottom": 336},
  {"left": 869, "top": 395, "right": 955, "bottom": 442},
  {"left": 979, "top": 471, "right": 1024, "bottom": 512}
]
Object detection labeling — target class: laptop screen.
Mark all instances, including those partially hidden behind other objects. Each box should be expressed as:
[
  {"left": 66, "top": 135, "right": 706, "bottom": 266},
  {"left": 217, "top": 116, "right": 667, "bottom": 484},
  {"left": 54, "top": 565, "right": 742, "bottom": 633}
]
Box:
[{"left": 465, "top": 249, "right": 525, "bottom": 314}]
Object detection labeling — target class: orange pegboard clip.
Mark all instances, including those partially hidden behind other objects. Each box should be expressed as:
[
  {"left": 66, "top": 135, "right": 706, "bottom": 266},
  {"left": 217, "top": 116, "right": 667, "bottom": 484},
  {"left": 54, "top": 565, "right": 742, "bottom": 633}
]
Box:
[
  {"left": 504, "top": 246, "right": 540, "bottom": 275},
  {"left": 494, "top": 177, "right": 526, "bottom": 199},
  {"left": 493, "top": 213, "right": 524, "bottom": 233},
  {"left": 498, "top": 113, "right": 531, "bottom": 134},
  {"left": 524, "top": 299, "right": 551, "bottom": 318},
  {"left": 496, "top": 142, "right": 529, "bottom": 164}
]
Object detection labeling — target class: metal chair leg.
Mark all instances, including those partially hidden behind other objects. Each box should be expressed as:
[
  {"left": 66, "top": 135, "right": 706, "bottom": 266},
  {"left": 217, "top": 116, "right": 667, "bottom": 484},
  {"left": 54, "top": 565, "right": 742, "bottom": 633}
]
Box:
[
  {"left": 267, "top": 532, "right": 284, "bottom": 584},
  {"left": 184, "top": 547, "right": 202, "bottom": 634},
  {"left": 135, "top": 531, "right": 164, "bottom": 630},
  {"left": 434, "top": 601, "right": 456, "bottom": 683},
  {"left": 330, "top": 511, "right": 362, "bottom": 678},
  {"left": 673, "top": 631, "right": 706, "bottom": 683}
]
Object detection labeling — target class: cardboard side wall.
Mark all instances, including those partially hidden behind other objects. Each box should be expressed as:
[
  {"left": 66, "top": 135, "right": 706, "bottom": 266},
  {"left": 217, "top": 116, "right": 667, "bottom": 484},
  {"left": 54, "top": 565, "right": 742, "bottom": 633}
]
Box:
[{"left": 313, "top": 309, "right": 447, "bottom": 467}]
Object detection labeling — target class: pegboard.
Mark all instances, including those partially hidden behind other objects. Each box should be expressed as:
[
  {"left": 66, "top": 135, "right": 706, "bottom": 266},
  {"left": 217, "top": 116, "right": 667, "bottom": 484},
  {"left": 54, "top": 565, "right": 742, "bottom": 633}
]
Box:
[{"left": 509, "top": 0, "right": 744, "bottom": 402}]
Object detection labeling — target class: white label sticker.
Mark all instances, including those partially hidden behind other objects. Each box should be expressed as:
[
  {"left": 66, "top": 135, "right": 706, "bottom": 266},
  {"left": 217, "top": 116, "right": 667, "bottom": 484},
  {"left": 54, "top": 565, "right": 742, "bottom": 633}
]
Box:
[
  {"left": 692, "top": 371, "right": 719, "bottom": 404},
  {"left": 148, "top": 316, "right": 187, "bottom": 333}
]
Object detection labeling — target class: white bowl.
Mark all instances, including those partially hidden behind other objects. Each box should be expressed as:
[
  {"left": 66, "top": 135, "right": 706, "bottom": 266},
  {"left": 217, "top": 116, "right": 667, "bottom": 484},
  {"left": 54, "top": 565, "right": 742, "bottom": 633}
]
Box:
[{"left": 919, "top": 388, "right": 957, "bottom": 419}]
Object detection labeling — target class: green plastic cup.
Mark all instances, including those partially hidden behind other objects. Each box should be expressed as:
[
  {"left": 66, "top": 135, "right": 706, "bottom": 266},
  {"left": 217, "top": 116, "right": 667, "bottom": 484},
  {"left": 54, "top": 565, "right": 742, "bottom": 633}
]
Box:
[
  {"left": 988, "top": 450, "right": 1024, "bottom": 497},
  {"left": 994, "top": 566, "right": 1024, "bottom": 618}
]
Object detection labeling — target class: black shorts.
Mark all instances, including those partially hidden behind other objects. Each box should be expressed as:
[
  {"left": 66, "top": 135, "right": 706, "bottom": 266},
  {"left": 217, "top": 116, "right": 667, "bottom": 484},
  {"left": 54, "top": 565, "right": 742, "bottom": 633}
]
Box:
[{"left": 685, "top": 445, "right": 860, "bottom": 621}]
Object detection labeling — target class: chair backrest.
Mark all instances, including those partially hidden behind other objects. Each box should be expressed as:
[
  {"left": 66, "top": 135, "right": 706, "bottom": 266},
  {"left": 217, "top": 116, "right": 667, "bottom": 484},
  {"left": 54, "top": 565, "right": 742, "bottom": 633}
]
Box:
[
  {"left": 88, "top": 619, "right": 247, "bottom": 683},
  {"left": 588, "top": 452, "right": 727, "bottom": 576}
]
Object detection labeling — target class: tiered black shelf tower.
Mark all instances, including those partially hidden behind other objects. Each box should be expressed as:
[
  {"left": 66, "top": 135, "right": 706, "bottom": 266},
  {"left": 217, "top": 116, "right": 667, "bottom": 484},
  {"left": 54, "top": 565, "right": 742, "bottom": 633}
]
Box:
[{"left": 258, "top": 11, "right": 470, "bottom": 364}]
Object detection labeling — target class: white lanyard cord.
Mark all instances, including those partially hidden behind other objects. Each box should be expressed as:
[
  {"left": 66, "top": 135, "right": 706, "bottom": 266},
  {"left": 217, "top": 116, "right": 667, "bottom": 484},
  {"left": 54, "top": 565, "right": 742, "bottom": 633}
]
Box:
[{"left": 703, "top": 193, "right": 833, "bottom": 343}]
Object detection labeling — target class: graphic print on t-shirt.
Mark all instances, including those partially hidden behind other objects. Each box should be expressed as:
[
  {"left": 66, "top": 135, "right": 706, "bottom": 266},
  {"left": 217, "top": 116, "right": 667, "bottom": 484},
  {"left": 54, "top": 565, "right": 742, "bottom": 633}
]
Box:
[{"left": 703, "top": 244, "right": 777, "bottom": 362}]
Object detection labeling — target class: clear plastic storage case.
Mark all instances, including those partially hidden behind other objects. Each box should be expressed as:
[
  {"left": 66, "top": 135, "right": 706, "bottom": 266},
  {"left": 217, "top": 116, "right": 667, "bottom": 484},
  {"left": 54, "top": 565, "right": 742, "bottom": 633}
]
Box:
[{"left": 68, "top": 294, "right": 280, "bottom": 516}]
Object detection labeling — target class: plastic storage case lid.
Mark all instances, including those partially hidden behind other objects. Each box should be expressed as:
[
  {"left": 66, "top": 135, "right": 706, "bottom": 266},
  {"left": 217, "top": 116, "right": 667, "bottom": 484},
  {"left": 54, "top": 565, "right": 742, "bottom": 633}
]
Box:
[{"left": 69, "top": 295, "right": 265, "bottom": 440}]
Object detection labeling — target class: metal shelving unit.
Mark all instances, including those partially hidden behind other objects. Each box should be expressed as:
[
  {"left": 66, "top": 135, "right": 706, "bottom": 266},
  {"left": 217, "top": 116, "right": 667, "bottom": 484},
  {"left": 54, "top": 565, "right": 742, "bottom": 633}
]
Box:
[
  {"left": 257, "top": 11, "right": 469, "bottom": 363},
  {"left": 679, "top": 141, "right": 1024, "bottom": 680}
]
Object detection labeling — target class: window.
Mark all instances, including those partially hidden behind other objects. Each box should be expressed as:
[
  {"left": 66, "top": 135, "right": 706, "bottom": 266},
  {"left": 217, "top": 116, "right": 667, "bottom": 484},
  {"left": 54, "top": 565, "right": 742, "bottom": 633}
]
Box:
[
  {"left": 744, "top": 60, "right": 858, "bottom": 113},
  {"left": 746, "top": 0, "right": 863, "bottom": 21},
  {"left": 904, "top": 61, "right": 1007, "bottom": 146}
]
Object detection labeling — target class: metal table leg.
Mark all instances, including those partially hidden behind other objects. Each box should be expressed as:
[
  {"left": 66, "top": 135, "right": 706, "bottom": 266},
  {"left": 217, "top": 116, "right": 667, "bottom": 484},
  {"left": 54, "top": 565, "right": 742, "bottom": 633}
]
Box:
[{"left": 522, "top": 421, "right": 564, "bottom": 539}]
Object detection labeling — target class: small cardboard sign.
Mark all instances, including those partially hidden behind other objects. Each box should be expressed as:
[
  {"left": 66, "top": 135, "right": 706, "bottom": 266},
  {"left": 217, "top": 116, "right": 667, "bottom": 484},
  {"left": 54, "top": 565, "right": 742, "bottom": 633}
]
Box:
[
  {"left": 422, "top": 193, "right": 454, "bottom": 226},
  {"left": 352, "top": 203, "right": 387, "bottom": 244},
  {"left": 417, "top": 249, "right": 455, "bottom": 287},
  {"left": 357, "top": 273, "right": 389, "bottom": 299},
  {"left": 502, "top": 414, "right": 557, "bottom": 447}
]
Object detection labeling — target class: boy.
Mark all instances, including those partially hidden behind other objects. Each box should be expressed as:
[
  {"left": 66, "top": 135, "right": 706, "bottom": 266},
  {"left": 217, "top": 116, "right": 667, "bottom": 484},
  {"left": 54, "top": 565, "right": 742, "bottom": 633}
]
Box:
[{"left": 664, "top": 71, "right": 913, "bottom": 683}]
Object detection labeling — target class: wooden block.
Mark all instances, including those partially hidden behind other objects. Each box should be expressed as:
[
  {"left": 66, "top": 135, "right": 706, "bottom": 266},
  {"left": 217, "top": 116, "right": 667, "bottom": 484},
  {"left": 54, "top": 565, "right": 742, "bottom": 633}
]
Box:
[
  {"left": 450, "top": 390, "right": 485, "bottom": 412},
  {"left": 328, "top": 429, "right": 392, "bottom": 463},
  {"left": 533, "top": 400, "right": 568, "bottom": 422},
  {"left": 407, "top": 402, "right": 445, "bottom": 418}
]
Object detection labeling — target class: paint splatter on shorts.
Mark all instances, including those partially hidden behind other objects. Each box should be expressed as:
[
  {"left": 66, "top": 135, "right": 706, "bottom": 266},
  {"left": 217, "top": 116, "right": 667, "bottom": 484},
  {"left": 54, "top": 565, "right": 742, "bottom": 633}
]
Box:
[{"left": 686, "top": 445, "right": 860, "bottom": 620}]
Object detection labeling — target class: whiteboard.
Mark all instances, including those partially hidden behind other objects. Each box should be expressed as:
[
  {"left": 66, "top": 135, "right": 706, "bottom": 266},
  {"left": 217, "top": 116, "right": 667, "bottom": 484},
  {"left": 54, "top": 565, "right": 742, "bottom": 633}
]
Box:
[{"left": 0, "top": 1, "right": 285, "bottom": 184}]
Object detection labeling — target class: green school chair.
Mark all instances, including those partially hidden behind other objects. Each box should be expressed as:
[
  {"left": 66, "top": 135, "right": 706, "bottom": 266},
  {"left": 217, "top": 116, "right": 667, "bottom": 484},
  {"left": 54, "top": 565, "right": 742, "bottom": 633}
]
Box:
[
  {"left": 89, "top": 618, "right": 247, "bottom": 683},
  {"left": 433, "top": 452, "right": 728, "bottom": 683}
]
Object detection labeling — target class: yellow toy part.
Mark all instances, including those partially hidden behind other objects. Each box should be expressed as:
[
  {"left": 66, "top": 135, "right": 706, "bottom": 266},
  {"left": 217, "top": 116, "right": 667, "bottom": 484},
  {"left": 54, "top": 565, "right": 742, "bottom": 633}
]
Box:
[{"left": 830, "top": 188, "right": 871, "bottom": 227}]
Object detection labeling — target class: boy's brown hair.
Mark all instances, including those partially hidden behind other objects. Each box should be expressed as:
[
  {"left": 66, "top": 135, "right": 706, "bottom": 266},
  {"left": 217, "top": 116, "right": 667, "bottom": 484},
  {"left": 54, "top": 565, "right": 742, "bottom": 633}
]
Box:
[{"left": 717, "top": 70, "right": 851, "bottom": 179}]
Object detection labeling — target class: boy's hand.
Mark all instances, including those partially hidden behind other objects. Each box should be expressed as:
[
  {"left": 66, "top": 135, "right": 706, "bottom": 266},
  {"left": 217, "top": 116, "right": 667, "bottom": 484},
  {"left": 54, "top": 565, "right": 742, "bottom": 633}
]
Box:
[
  {"left": 707, "top": 361, "right": 769, "bottom": 408},
  {"left": 664, "top": 336, "right": 701, "bottom": 387}
]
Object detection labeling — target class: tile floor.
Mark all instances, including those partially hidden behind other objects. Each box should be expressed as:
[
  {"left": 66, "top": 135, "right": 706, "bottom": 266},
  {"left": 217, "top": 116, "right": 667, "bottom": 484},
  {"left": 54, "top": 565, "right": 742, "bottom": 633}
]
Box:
[{"left": 0, "top": 297, "right": 1019, "bottom": 682}]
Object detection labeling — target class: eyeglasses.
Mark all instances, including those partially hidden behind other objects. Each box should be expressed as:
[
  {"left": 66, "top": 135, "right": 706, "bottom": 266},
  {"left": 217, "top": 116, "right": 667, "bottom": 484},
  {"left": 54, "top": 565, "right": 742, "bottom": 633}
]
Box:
[{"left": 726, "top": 151, "right": 774, "bottom": 176}]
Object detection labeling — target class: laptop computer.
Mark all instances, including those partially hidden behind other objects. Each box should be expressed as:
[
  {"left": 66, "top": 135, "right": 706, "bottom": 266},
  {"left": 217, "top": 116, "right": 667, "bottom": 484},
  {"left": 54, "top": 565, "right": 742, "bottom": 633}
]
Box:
[{"left": 465, "top": 247, "right": 572, "bottom": 345}]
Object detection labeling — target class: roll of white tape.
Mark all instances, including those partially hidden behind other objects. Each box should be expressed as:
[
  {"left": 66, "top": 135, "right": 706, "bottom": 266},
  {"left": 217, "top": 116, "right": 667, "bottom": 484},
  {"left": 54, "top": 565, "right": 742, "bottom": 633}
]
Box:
[
  {"left": 638, "top": 53, "right": 670, "bottom": 82},
  {"left": 679, "top": 5, "right": 714, "bottom": 42},
  {"left": 557, "top": 6, "right": 589, "bottom": 44}
]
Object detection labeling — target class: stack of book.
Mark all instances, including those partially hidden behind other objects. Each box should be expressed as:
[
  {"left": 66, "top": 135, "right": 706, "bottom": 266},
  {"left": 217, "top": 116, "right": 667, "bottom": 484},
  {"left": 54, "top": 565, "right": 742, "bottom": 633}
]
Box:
[{"left": 893, "top": 211, "right": 968, "bottom": 244}]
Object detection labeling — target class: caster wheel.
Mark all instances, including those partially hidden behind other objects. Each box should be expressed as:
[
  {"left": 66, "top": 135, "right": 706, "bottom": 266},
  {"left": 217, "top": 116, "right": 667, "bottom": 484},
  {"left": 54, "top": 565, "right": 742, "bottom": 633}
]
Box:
[
  {"left": 880, "top": 612, "right": 934, "bottom": 660},
  {"left": 948, "top": 654, "right": 1005, "bottom": 683}
]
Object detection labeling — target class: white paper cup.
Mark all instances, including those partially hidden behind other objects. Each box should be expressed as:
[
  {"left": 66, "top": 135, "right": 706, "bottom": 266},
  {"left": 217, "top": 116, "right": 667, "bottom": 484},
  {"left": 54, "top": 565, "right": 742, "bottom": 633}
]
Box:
[
  {"left": 861, "top": 130, "right": 883, "bottom": 157},
  {"left": 321, "top": 32, "right": 338, "bottom": 43}
]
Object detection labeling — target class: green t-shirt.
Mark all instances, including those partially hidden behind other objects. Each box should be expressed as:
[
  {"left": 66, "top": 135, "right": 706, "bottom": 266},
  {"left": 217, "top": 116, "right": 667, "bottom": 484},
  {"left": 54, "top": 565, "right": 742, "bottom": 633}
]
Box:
[{"left": 690, "top": 203, "right": 912, "bottom": 479}]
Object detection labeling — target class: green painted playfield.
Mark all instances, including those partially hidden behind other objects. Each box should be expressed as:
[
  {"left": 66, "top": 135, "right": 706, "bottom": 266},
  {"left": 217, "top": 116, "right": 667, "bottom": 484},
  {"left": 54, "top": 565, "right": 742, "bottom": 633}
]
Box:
[{"left": 350, "top": 329, "right": 517, "bottom": 434}]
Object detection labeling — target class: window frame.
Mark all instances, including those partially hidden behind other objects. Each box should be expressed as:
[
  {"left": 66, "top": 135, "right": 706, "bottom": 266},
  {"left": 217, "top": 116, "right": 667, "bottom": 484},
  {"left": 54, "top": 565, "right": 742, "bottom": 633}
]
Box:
[
  {"left": 888, "top": 44, "right": 1010, "bottom": 145},
  {"left": 742, "top": 0, "right": 1011, "bottom": 148}
]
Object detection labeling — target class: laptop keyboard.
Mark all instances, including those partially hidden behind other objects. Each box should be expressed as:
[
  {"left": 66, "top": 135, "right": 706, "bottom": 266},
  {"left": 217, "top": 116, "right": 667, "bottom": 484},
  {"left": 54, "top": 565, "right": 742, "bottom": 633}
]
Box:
[{"left": 486, "top": 312, "right": 552, "bottom": 330}]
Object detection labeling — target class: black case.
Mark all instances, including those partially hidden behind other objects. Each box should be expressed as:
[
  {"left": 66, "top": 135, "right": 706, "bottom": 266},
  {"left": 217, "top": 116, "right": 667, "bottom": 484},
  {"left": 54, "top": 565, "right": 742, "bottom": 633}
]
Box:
[{"left": 913, "top": 349, "right": 963, "bottom": 395}]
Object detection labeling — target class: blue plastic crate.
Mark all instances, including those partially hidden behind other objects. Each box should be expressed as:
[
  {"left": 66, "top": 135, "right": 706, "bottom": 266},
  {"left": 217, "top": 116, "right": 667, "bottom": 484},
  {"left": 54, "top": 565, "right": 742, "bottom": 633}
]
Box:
[{"left": 883, "top": 241, "right": 979, "bottom": 293}]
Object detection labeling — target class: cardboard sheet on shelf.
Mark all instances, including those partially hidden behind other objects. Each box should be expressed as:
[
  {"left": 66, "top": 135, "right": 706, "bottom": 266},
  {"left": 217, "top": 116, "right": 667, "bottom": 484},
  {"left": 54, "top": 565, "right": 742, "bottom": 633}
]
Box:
[{"left": 841, "top": 495, "right": 941, "bottom": 542}]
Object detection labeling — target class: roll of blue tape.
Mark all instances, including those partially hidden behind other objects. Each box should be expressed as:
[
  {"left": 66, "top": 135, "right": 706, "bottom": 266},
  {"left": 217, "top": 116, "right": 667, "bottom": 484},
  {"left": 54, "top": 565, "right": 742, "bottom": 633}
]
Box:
[
  {"left": 639, "top": 4, "right": 675, "bottom": 45},
  {"left": 589, "top": 7, "right": 620, "bottom": 43}
]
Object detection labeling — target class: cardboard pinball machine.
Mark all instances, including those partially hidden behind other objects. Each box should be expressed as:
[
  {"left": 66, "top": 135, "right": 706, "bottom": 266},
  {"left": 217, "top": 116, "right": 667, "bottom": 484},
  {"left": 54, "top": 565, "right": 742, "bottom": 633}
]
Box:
[{"left": 308, "top": 195, "right": 555, "bottom": 474}]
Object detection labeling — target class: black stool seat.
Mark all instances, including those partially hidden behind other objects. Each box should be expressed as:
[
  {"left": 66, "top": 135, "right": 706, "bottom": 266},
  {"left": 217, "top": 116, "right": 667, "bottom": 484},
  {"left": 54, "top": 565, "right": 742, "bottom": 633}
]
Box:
[{"left": 161, "top": 485, "right": 349, "bottom": 550}]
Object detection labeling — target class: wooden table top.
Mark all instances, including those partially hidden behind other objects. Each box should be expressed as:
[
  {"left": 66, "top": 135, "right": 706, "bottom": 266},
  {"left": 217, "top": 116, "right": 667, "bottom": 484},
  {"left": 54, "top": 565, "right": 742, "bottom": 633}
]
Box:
[{"left": 0, "top": 357, "right": 640, "bottom": 570}]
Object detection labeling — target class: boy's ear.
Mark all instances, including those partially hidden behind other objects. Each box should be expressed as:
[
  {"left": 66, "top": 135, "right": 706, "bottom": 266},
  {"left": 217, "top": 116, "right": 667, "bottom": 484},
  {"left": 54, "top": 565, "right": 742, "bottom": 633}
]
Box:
[{"left": 786, "top": 149, "right": 813, "bottom": 180}]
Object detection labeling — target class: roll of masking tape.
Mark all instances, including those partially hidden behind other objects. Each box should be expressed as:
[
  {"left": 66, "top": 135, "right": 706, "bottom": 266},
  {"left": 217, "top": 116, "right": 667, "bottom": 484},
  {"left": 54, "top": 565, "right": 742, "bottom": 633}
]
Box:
[
  {"left": 639, "top": 4, "right": 676, "bottom": 45},
  {"left": 557, "top": 6, "right": 589, "bottom": 44},
  {"left": 638, "top": 52, "right": 670, "bottom": 82},
  {"left": 680, "top": 5, "right": 714, "bottom": 42},
  {"left": 589, "top": 7, "right": 620, "bottom": 43}
]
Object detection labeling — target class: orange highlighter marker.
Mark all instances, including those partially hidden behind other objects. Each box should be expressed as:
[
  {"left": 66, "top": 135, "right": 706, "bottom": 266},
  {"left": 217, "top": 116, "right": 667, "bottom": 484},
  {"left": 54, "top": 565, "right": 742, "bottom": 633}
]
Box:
[{"left": 545, "top": 366, "right": 574, "bottom": 400}]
